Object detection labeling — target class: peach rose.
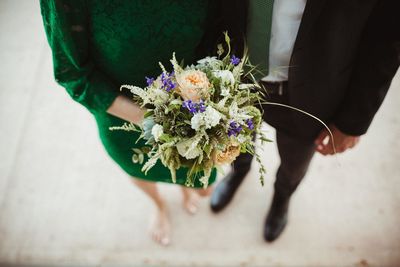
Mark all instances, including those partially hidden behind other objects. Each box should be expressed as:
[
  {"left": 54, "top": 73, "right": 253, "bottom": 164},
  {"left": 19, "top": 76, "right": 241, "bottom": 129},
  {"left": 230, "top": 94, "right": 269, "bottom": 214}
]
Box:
[
  {"left": 176, "top": 70, "right": 210, "bottom": 102},
  {"left": 213, "top": 143, "right": 241, "bottom": 165}
]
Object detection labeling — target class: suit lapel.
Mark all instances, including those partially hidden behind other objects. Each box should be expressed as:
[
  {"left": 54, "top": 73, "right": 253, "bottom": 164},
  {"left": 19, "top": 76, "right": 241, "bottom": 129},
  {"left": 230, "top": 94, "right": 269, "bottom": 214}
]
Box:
[
  {"left": 223, "top": 0, "right": 327, "bottom": 59},
  {"left": 293, "top": 0, "right": 328, "bottom": 50}
]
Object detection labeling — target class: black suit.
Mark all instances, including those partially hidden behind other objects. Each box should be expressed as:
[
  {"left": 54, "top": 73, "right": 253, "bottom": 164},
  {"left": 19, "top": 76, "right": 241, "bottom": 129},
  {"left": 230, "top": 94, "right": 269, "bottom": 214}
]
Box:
[
  {"left": 204, "top": 0, "right": 400, "bottom": 139},
  {"left": 206, "top": 0, "right": 400, "bottom": 225}
]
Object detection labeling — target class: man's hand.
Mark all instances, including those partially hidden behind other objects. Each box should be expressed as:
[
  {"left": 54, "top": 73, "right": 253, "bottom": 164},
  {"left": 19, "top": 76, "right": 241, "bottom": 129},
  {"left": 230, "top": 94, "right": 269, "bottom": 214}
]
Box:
[{"left": 315, "top": 124, "right": 360, "bottom": 155}]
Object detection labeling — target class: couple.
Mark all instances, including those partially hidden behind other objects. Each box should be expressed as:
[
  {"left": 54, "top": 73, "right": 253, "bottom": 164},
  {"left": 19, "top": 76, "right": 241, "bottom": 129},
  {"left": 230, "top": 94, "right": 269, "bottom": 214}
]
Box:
[{"left": 41, "top": 0, "right": 399, "bottom": 246}]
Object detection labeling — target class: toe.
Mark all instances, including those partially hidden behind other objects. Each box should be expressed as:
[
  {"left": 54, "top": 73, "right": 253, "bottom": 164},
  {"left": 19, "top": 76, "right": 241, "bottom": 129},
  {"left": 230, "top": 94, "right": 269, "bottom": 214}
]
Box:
[
  {"left": 186, "top": 203, "right": 198, "bottom": 214},
  {"left": 160, "top": 236, "right": 170, "bottom": 246}
]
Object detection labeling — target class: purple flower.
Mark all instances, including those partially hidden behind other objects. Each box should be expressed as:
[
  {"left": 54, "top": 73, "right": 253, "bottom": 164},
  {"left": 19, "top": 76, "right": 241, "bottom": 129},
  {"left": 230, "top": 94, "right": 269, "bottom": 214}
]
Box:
[
  {"left": 183, "top": 99, "right": 206, "bottom": 114},
  {"left": 161, "top": 71, "right": 177, "bottom": 92},
  {"left": 230, "top": 55, "right": 241, "bottom": 66},
  {"left": 145, "top": 76, "right": 155, "bottom": 86},
  {"left": 183, "top": 100, "right": 197, "bottom": 114},
  {"left": 228, "top": 121, "right": 243, "bottom": 137},
  {"left": 246, "top": 119, "right": 254, "bottom": 130},
  {"left": 197, "top": 100, "right": 206, "bottom": 113}
]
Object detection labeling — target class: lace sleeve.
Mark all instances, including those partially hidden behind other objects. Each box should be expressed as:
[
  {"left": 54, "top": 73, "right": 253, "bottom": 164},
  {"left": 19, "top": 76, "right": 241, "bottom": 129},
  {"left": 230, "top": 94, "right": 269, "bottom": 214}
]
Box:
[{"left": 40, "top": 0, "right": 118, "bottom": 114}]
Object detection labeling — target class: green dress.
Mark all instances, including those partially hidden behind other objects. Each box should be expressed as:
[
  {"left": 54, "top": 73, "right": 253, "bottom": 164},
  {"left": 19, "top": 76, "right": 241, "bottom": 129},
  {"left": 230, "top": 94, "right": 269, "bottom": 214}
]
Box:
[{"left": 40, "top": 0, "right": 217, "bottom": 187}]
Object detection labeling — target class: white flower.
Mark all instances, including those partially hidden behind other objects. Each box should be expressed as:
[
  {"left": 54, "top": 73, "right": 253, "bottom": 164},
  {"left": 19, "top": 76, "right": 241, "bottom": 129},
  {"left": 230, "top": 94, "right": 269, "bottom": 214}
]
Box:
[
  {"left": 149, "top": 88, "right": 169, "bottom": 106},
  {"left": 142, "top": 117, "right": 155, "bottom": 141},
  {"left": 238, "top": 83, "right": 256, "bottom": 90},
  {"left": 220, "top": 86, "right": 230, "bottom": 97},
  {"left": 176, "top": 138, "right": 202, "bottom": 159},
  {"left": 151, "top": 124, "right": 164, "bottom": 142},
  {"left": 204, "top": 106, "right": 222, "bottom": 129},
  {"left": 237, "top": 134, "right": 250, "bottom": 143},
  {"left": 213, "top": 70, "right": 235, "bottom": 86},
  {"left": 176, "top": 70, "right": 210, "bottom": 102},
  {"left": 229, "top": 102, "right": 252, "bottom": 122},
  {"left": 197, "top": 56, "right": 223, "bottom": 69},
  {"left": 191, "top": 113, "right": 203, "bottom": 131},
  {"left": 190, "top": 106, "right": 222, "bottom": 131}
]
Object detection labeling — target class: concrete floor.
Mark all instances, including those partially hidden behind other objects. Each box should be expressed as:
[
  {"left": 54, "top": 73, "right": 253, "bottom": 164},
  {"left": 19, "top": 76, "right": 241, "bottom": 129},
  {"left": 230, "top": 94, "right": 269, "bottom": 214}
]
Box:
[{"left": 1, "top": 1, "right": 399, "bottom": 267}]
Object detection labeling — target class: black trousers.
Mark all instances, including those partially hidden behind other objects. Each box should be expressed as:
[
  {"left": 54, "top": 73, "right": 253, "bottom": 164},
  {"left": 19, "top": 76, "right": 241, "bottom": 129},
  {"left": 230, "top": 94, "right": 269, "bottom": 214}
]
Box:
[{"left": 232, "top": 81, "right": 316, "bottom": 199}]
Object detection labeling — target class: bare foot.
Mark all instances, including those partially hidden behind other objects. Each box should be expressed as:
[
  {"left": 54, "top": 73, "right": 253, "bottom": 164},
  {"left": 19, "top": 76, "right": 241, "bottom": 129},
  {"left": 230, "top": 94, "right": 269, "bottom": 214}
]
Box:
[
  {"left": 149, "top": 204, "right": 171, "bottom": 246},
  {"left": 181, "top": 187, "right": 200, "bottom": 215}
]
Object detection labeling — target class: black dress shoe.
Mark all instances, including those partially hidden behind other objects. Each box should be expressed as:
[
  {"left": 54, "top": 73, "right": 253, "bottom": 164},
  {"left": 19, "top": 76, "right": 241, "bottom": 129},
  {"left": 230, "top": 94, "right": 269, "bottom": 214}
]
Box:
[
  {"left": 210, "top": 171, "right": 245, "bottom": 213},
  {"left": 263, "top": 194, "right": 290, "bottom": 242}
]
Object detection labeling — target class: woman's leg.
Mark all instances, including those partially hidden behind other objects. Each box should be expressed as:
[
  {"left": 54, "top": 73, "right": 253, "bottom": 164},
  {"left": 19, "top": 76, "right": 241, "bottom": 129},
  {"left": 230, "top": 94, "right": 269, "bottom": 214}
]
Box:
[
  {"left": 195, "top": 186, "right": 214, "bottom": 197},
  {"left": 180, "top": 185, "right": 214, "bottom": 214},
  {"left": 181, "top": 187, "right": 200, "bottom": 214},
  {"left": 132, "top": 178, "right": 170, "bottom": 246}
]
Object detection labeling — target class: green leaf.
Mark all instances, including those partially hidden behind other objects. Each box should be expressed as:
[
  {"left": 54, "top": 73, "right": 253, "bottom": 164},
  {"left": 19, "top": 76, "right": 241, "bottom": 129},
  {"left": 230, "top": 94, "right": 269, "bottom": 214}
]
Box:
[
  {"left": 144, "top": 110, "right": 154, "bottom": 118},
  {"left": 159, "top": 134, "right": 173, "bottom": 143},
  {"left": 204, "top": 143, "right": 212, "bottom": 156},
  {"left": 260, "top": 136, "right": 273, "bottom": 143},
  {"left": 224, "top": 31, "right": 230, "bottom": 45},
  {"left": 168, "top": 104, "right": 181, "bottom": 111},
  {"left": 170, "top": 99, "right": 183, "bottom": 105}
]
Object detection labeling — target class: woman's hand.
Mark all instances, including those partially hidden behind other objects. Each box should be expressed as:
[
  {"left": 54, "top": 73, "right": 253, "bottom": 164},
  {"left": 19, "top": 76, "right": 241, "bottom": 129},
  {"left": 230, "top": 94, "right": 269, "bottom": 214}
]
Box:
[{"left": 107, "top": 95, "right": 145, "bottom": 124}]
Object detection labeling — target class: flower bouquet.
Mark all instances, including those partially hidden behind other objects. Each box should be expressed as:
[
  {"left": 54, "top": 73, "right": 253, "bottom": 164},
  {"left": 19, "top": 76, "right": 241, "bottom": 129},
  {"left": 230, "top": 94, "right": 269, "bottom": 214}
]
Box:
[{"left": 111, "top": 33, "right": 270, "bottom": 188}]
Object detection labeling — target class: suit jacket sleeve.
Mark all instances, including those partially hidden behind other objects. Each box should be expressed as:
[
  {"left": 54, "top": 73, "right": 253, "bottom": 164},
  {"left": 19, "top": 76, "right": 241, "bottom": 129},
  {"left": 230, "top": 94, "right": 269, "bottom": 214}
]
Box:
[
  {"left": 40, "top": 0, "right": 119, "bottom": 115},
  {"left": 332, "top": 0, "right": 400, "bottom": 136}
]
